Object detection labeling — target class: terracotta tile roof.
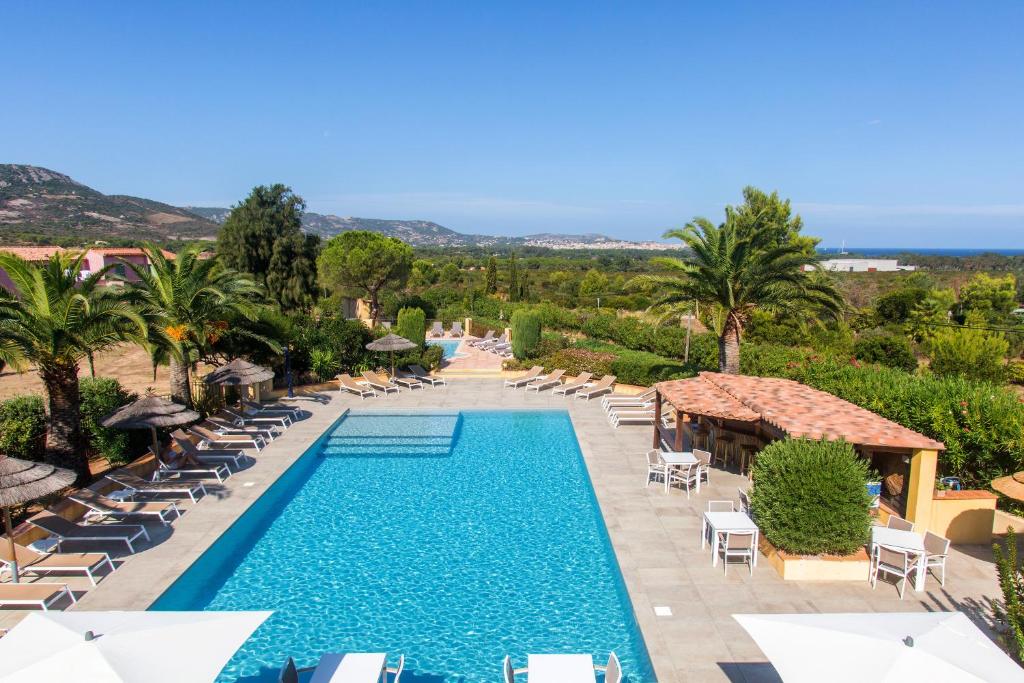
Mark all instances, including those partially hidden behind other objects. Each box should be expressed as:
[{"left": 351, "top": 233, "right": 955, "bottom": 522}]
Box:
[
  {"left": 90, "top": 247, "right": 175, "bottom": 259},
  {"left": 656, "top": 372, "right": 944, "bottom": 451},
  {"left": 0, "top": 246, "right": 66, "bottom": 261}
]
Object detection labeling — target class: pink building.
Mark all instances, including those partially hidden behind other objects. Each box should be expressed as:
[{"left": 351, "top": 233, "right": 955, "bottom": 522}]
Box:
[{"left": 0, "top": 246, "right": 175, "bottom": 293}]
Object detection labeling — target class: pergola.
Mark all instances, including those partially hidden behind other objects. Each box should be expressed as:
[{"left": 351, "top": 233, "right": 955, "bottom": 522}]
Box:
[{"left": 654, "top": 372, "right": 945, "bottom": 531}]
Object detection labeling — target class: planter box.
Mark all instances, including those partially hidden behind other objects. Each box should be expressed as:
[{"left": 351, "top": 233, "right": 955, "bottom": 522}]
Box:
[{"left": 759, "top": 537, "right": 870, "bottom": 582}]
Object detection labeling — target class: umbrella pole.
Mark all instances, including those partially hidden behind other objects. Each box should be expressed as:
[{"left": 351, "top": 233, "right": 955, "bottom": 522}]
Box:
[
  {"left": 3, "top": 507, "right": 19, "bottom": 583},
  {"left": 150, "top": 425, "right": 160, "bottom": 456}
]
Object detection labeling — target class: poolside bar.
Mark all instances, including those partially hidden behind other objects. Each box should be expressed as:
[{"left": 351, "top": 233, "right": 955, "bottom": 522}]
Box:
[{"left": 651, "top": 372, "right": 994, "bottom": 543}]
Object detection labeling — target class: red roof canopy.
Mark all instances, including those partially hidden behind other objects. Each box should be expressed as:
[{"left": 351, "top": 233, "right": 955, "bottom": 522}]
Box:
[{"left": 656, "top": 372, "right": 944, "bottom": 451}]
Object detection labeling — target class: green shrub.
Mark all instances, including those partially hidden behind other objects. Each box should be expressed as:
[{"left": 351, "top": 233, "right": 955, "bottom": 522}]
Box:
[
  {"left": 740, "top": 343, "right": 820, "bottom": 376},
  {"left": 0, "top": 395, "right": 46, "bottom": 460},
  {"left": 750, "top": 438, "right": 871, "bottom": 555},
  {"left": 293, "top": 314, "right": 374, "bottom": 376},
  {"left": 80, "top": 377, "right": 136, "bottom": 464},
  {"left": 396, "top": 307, "right": 427, "bottom": 347},
  {"left": 511, "top": 310, "right": 542, "bottom": 360},
  {"left": 1007, "top": 360, "right": 1024, "bottom": 385},
  {"left": 853, "top": 331, "right": 917, "bottom": 372},
  {"left": 928, "top": 327, "right": 1008, "bottom": 383},
  {"left": 394, "top": 344, "right": 444, "bottom": 373},
  {"left": 610, "top": 349, "right": 692, "bottom": 385},
  {"left": 541, "top": 349, "right": 616, "bottom": 377},
  {"left": 534, "top": 332, "right": 569, "bottom": 358},
  {"left": 993, "top": 528, "right": 1024, "bottom": 663},
  {"left": 309, "top": 347, "right": 340, "bottom": 382}
]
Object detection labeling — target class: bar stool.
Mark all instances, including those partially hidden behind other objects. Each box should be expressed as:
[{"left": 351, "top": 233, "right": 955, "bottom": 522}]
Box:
[{"left": 712, "top": 427, "right": 736, "bottom": 469}]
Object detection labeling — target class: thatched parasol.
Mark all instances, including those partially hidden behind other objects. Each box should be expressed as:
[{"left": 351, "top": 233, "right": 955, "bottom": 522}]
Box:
[
  {"left": 0, "top": 456, "right": 76, "bottom": 583},
  {"left": 204, "top": 358, "right": 276, "bottom": 403},
  {"left": 101, "top": 394, "right": 200, "bottom": 455},
  {"left": 992, "top": 472, "right": 1024, "bottom": 502},
  {"left": 366, "top": 334, "right": 418, "bottom": 377}
]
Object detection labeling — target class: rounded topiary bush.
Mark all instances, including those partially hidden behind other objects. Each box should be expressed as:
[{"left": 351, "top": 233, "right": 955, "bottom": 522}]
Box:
[{"left": 749, "top": 438, "right": 871, "bottom": 556}]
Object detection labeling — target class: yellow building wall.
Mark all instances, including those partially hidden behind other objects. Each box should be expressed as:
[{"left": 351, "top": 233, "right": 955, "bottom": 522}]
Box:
[
  {"left": 929, "top": 491, "right": 997, "bottom": 544},
  {"left": 905, "top": 448, "right": 938, "bottom": 532}
]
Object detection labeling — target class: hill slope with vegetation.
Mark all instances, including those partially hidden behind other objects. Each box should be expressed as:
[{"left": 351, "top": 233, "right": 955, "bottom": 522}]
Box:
[{"left": 0, "top": 164, "right": 219, "bottom": 244}]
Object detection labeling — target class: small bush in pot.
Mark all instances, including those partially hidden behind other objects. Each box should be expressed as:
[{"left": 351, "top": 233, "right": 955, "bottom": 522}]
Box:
[{"left": 749, "top": 438, "right": 871, "bottom": 556}]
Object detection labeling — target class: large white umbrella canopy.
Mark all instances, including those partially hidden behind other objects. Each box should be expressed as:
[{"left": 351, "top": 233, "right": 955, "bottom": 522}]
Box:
[
  {"left": 0, "top": 610, "right": 271, "bottom": 682},
  {"left": 734, "top": 611, "right": 1024, "bottom": 682}
]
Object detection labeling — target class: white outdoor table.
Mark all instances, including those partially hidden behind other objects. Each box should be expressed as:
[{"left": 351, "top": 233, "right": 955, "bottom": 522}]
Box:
[
  {"left": 310, "top": 652, "right": 387, "bottom": 683},
  {"left": 702, "top": 511, "right": 759, "bottom": 567},
  {"left": 528, "top": 654, "right": 596, "bottom": 683},
  {"left": 660, "top": 451, "right": 699, "bottom": 494},
  {"left": 871, "top": 526, "right": 927, "bottom": 592}
]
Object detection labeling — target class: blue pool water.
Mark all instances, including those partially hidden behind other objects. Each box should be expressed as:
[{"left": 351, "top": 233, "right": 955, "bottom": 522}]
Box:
[
  {"left": 152, "top": 410, "right": 655, "bottom": 683},
  {"left": 426, "top": 339, "right": 463, "bottom": 359}
]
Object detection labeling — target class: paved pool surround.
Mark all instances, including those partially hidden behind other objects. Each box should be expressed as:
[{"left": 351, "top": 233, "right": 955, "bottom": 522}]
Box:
[{"left": 42, "top": 379, "right": 1003, "bottom": 682}]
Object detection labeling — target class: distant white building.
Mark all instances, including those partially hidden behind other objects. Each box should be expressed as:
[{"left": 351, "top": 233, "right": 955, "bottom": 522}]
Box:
[{"left": 805, "top": 258, "right": 916, "bottom": 273}]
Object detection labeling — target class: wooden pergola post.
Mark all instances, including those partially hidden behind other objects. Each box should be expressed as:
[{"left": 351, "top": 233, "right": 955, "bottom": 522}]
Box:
[
  {"left": 905, "top": 448, "right": 938, "bottom": 532},
  {"left": 652, "top": 390, "right": 662, "bottom": 448},
  {"left": 674, "top": 408, "right": 684, "bottom": 452}
]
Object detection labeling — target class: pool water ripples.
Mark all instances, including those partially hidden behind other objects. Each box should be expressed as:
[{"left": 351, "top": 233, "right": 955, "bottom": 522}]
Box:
[{"left": 153, "top": 410, "right": 655, "bottom": 682}]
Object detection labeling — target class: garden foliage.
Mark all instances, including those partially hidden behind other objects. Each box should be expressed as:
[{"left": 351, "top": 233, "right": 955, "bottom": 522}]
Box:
[
  {"left": 749, "top": 438, "right": 871, "bottom": 556},
  {"left": 0, "top": 395, "right": 46, "bottom": 460},
  {"left": 395, "top": 307, "right": 427, "bottom": 347},
  {"left": 511, "top": 310, "right": 542, "bottom": 360}
]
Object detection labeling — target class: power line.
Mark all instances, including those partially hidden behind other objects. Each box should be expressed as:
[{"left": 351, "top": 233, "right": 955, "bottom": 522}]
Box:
[{"left": 912, "top": 319, "right": 1024, "bottom": 334}]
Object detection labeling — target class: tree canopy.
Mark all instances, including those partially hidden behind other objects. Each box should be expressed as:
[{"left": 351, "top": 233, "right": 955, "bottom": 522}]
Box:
[
  {"left": 217, "top": 184, "right": 319, "bottom": 311},
  {"left": 317, "top": 230, "right": 414, "bottom": 323}
]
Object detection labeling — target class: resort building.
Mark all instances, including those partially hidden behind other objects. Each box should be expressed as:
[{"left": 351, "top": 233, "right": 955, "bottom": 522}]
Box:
[
  {"left": 0, "top": 245, "right": 175, "bottom": 291},
  {"left": 806, "top": 258, "right": 916, "bottom": 272}
]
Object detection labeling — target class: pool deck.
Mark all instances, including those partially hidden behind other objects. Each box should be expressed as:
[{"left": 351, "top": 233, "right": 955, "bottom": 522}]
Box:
[{"left": 3, "top": 379, "right": 1004, "bottom": 682}]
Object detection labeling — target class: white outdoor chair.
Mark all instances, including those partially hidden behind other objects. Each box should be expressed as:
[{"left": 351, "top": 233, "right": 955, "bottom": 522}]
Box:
[
  {"left": 737, "top": 488, "right": 751, "bottom": 516},
  {"left": 887, "top": 515, "right": 914, "bottom": 532},
  {"left": 694, "top": 449, "right": 712, "bottom": 486},
  {"left": 870, "top": 544, "right": 922, "bottom": 599},
  {"left": 668, "top": 462, "right": 700, "bottom": 498},
  {"left": 924, "top": 531, "right": 951, "bottom": 586},
  {"left": 718, "top": 530, "right": 756, "bottom": 575},
  {"left": 645, "top": 450, "right": 668, "bottom": 489},
  {"left": 595, "top": 651, "right": 622, "bottom": 683},
  {"left": 707, "top": 500, "right": 735, "bottom": 512}
]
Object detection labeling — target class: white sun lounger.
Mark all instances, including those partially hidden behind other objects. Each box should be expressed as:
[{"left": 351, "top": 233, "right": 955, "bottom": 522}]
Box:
[
  {"left": 29, "top": 514, "right": 149, "bottom": 553},
  {"left": 189, "top": 425, "right": 265, "bottom": 451},
  {"left": 338, "top": 374, "right": 376, "bottom": 399},
  {"left": 106, "top": 473, "right": 207, "bottom": 503},
  {"left": 242, "top": 399, "right": 301, "bottom": 419},
  {"left": 203, "top": 417, "right": 277, "bottom": 442},
  {"left": 552, "top": 372, "right": 593, "bottom": 396},
  {"left": 0, "top": 583, "right": 76, "bottom": 611},
  {"left": 602, "top": 388, "right": 657, "bottom": 411},
  {"left": 575, "top": 375, "right": 616, "bottom": 400},
  {"left": 525, "top": 369, "right": 565, "bottom": 393},
  {"left": 430, "top": 321, "right": 444, "bottom": 337},
  {"left": 469, "top": 330, "right": 494, "bottom": 347},
  {"left": 361, "top": 371, "right": 400, "bottom": 396},
  {"left": 610, "top": 410, "right": 656, "bottom": 429},
  {"left": 407, "top": 365, "right": 446, "bottom": 387},
  {"left": 504, "top": 366, "right": 545, "bottom": 388},
  {"left": 165, "top": 438, "right": 242, "bottom": 474},
  {"left": 1, "top": 543, "right": 114, "bottom": 587},
  {"left": 70, "top": 490, "right": 181, "bottom": 526}
]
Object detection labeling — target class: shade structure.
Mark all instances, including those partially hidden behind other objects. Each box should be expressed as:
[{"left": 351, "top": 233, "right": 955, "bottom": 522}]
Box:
[
  {"left": 100, "top": 394, "right": 200, "bottom": 455},
  {"left": 203, "top": 358, "right": 275, "bottom": 386},
  {"left": 991, "top": 471, "right": 1024, "bottom": 502},
  {"left": 733, "top": 611, "right": 1024, "bottom": 682},
  {"left": 0, "top": 456, "right": 76, "bottom": 584},
  {"left": 366, "top": 333, "right": 418, "bottom": 376},
  {"left": 0, "top": 610, "right": 272, "bottom": 682}
]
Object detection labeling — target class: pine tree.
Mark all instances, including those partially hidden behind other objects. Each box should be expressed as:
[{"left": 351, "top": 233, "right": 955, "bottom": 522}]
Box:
[{"left": 485, "top": 255, "right": 498, "bottom": 294}]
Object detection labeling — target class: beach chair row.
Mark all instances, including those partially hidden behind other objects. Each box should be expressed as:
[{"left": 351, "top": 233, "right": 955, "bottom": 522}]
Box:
[
  {"left": 337, "top": 368, "right": 446, "bottom": 399},
  {"left": 503, "top": 366, "right": 617, "bottom": 400}
]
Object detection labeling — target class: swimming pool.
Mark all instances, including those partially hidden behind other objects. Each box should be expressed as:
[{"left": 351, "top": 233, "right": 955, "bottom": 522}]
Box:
[
  {"left": 152, "top": 410, "right": 655, "bottom": 682},
  {"left": 426, "top": 339, "right": 463, "bottom": 359}
]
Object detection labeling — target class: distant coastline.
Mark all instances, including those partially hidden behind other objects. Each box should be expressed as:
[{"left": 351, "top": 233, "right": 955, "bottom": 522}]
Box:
[{"left": 821, "top": 247, "right": 1024, "bottom": 257}]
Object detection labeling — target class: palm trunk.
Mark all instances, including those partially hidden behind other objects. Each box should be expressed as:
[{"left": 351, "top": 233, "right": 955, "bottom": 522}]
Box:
[
  {"left": 169, "top": 355, "right": 191, "bottom": 406},
  {"left": 718, "top": 311, "right": 743, "bottom": 374},
  {"left": 40, "top": 361, "right": 89, "bottom": 481},
  {"left": 369, "top": 290, "right": 380, "bottom": 327}
]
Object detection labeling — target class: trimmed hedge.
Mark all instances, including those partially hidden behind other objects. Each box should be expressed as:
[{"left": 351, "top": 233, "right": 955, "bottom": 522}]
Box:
[
  {"left": 542, "top": 349, "right": 616, "bottom": 378},
  {"left": 511, "top": 310, "right": 542, "bottom": 360},
  {"left": 396, "top": 307, "right": 427, "bottom": 347},
  {"left": 750, "top": 438, "right": 872, "bottom": 556}
]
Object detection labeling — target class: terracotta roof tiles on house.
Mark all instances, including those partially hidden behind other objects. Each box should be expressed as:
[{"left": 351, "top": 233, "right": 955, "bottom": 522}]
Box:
[
  {"left": 656, "top": 372, "right": 944, "bottom": 452},
  {"left": 90, "top": 247, "right": 175, "bottom": 259},
  {"left": 0, "top": 246, "right": 66, "bottom": 261}
]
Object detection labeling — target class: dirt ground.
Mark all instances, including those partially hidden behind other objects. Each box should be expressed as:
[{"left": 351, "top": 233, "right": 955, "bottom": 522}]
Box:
[{"left": 0, "top": 343, "right": 184, "bottom": 400}]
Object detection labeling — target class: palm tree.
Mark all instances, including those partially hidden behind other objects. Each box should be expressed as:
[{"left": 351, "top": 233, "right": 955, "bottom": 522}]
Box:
[
  {"left": 0, "top": 252, "right": 146, "bottom": 479},
  {"left": 124, "top": 246, "right": 263, "bottom": 406},
  {"left": 632, "top": 218, "right": 843, "bottom": 374}
]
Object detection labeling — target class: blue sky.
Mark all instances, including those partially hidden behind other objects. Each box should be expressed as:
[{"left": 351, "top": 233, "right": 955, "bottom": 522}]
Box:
[{"left": 3, "top": 1, "right": 1022, "bottom": 247}]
